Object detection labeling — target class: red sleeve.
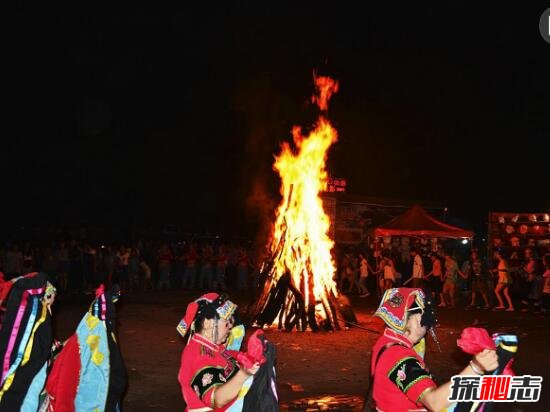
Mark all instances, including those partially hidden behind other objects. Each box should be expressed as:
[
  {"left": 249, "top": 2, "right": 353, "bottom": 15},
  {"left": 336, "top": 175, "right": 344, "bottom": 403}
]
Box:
[
  {"left": 178, "top": 350, "right": 212, "bottom": 411},
  {"left": 202, "top": 379, "right": 238, "bottom": 411},
  {"left": 201, "top": 386, "right": 218, "bottom": 410},
  {"left": 386, "top": 349, "right": 436, "bottom": 404},
  {"left": 0, "top": 281, "right": 14, "bottom": 304}
]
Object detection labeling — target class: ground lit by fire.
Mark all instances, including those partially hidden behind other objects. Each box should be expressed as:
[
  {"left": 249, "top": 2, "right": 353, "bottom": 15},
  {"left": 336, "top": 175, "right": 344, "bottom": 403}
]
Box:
[{"left": 53, "top": 290, "right": 550, "bottom": 411}]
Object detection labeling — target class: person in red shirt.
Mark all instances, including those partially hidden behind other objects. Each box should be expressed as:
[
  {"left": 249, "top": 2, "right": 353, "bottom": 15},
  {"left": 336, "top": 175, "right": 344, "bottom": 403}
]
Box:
[
  {"left": 157, "top": 243, "right": 173, "bottom": 290},
  {"left": 369, "top": 288, "right": 498, "bottom": 411},
  {"left": 183, "top": 244, "right": 199, "bottom": 290},
  {"left": 177, "top": 293, "right": 260, "bottom": 411},
  {"left": 213, "top": 245, "right": 228, "bottom": 291}
]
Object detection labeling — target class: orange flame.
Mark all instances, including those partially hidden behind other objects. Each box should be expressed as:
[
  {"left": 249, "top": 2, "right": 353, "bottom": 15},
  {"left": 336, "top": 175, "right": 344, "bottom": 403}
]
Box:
[
  {"left": 311, "top": 75, "right": 339, "bottom": 111},
  {"left": 268, "top": 74, "right": 339, "bottom": 325}
]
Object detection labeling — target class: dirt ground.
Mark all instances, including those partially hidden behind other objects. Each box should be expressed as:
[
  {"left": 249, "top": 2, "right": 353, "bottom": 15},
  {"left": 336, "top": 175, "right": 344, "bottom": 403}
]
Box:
[{"left": 53, "top": 290, "right": 549, "bottom": 411}]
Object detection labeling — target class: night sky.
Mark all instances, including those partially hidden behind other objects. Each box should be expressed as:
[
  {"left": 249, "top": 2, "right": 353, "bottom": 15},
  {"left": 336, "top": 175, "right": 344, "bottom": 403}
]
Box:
[{"left": 3, "top": 4, "right": 550, "bottom": 237}]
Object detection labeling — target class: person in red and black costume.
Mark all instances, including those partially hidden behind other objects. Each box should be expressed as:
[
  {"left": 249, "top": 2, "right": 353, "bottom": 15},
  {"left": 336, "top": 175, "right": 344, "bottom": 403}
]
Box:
[
  {"left": 177, "top": 293, "right": 260, "bottom": 411},
  {"left": 368, "top": 288, "right": 498, "bottom": 411}
]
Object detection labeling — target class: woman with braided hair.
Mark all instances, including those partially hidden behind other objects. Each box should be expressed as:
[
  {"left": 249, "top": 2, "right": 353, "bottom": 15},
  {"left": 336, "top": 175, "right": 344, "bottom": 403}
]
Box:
[{"left": 177, "top": 293, "right": 262, "bottom": 412}]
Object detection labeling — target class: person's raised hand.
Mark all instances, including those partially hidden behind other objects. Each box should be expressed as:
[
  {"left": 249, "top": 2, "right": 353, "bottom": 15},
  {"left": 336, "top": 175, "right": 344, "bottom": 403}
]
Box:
[
  {"left": 474, "top": 349, "right": 498, "bottom": 372},
  {"left": 242, "top": 362, "right": 260, "bottom": 376}
]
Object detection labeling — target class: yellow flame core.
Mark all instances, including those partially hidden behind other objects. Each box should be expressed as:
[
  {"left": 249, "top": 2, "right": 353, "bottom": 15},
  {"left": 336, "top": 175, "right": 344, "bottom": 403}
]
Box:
[{"left": 269, "top": 75, "right": 339, "bottom": 319}]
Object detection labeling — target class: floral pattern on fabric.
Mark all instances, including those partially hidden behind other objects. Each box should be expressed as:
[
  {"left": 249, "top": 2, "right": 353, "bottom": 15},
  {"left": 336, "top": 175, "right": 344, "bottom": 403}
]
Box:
[
  {"left": 202, "top": 372, "right": 213, "bottom": 386},
  {"left": 191, "top": 366, "right": 236, "bottom": 399},
  {"left": 388, "top": 357, "right": 432, "bottom": 395},
  {"left": 396, "top": 364, "right": 407, "bottom": 390}
]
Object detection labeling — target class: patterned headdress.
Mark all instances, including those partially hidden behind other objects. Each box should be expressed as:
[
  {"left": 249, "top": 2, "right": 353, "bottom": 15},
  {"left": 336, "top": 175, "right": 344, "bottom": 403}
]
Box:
[
  {"left": 177, "top": 293, "right": 237, "bottom": 337},
  {"left": 375, "top": 288, "right": 428, "bottom": 332}
]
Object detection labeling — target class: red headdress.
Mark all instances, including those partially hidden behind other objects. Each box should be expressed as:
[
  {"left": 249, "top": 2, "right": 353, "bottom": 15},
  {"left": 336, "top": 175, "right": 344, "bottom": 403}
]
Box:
[
  {"left": 375, "top": 288, "right": 427, "bottom": 332},
  {"left": 177, "top": 293, "right": 237, "bottom": 337}
]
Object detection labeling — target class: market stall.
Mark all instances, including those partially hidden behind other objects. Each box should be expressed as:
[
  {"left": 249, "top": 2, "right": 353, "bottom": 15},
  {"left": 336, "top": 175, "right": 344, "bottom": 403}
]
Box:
[{"left": 374, "top": 204, "right": 474, "bottom": 256}]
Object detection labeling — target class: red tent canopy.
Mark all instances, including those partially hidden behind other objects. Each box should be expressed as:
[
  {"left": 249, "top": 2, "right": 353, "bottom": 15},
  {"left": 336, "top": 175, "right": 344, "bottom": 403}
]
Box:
[{"left": 374, "top": 204, "right": 474, "bottom": 239}]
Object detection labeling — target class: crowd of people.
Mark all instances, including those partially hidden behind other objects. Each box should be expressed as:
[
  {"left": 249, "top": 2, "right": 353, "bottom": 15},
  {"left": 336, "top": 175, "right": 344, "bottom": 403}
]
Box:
[
  {"left": 335, "top": 244, "right": 550, "bottom": 316},
  {"left": 2, "top": 234, "right": 550, "bottom": 319},
  {"left": 0, "top": 239, "right": 261, "bottom": 296}
]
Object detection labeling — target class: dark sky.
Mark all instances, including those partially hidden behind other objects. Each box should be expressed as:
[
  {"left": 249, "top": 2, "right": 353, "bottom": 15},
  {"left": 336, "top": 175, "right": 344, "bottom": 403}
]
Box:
[{"left": 3, "top": 3, "right": 550, "bottom": 236}]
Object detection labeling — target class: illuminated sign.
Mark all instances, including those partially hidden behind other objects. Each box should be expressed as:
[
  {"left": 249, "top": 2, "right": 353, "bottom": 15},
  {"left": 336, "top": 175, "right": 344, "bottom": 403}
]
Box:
[{"left": 326, "top": 177, "right": 346, "bottom": 193}]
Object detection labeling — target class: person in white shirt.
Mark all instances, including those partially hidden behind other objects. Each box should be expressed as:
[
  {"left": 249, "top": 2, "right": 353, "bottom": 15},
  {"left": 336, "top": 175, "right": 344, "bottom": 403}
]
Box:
[{"left": 357, "top": 253, "right": 374, "bottom": 297}]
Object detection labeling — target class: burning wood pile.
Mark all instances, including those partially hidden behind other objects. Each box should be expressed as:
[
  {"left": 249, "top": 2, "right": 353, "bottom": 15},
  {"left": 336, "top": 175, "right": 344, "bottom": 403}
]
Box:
[{"left": 247, "top": 75, "right": 356, "bottom": 331}]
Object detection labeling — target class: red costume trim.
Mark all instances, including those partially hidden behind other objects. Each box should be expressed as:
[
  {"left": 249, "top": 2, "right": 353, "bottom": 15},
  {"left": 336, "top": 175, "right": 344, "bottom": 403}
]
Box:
[{"left": 43, "top": 334, "right": 81, "bottom": 412}]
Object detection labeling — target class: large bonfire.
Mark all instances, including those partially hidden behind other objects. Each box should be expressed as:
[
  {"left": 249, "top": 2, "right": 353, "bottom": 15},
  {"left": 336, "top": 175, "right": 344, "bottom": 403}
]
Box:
[{"left": 249, "top": 74, "right": 351, "bottom": 331}]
